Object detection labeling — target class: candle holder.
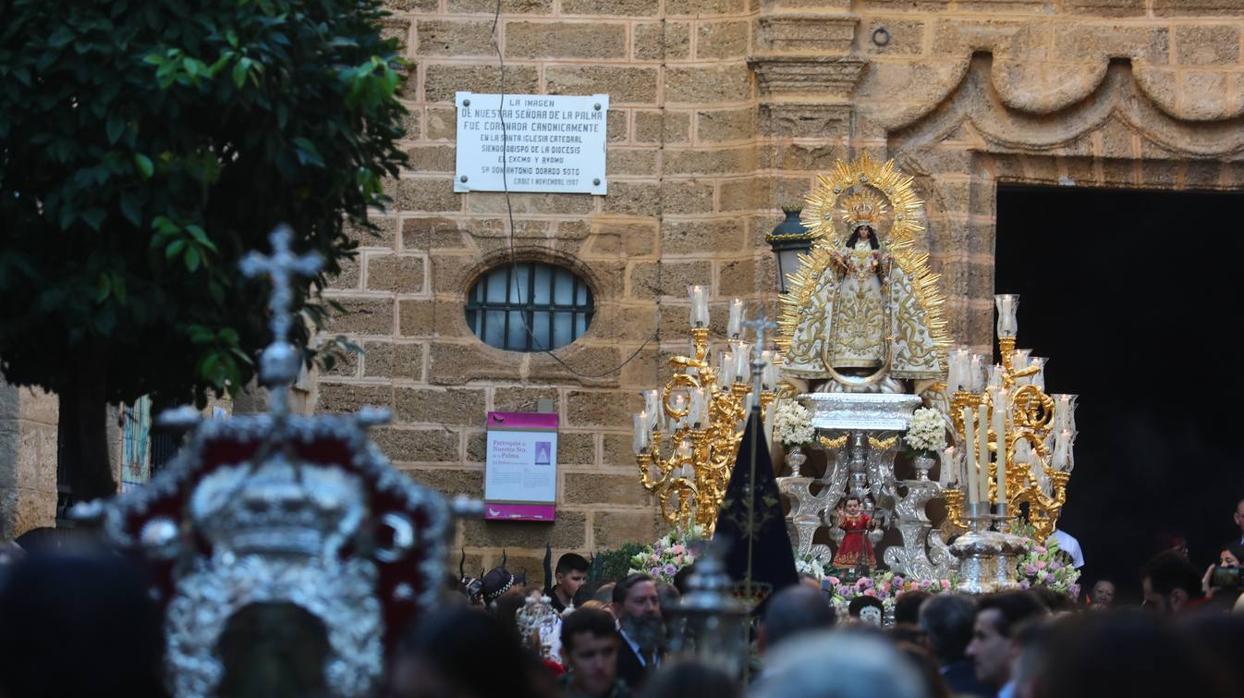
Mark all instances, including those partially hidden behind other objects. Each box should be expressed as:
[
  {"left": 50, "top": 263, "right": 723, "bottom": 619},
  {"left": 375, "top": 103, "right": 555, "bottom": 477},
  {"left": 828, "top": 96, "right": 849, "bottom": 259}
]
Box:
[
  {"left": 633, "top": 309, "right": 777, "bottom": 534},
  {"left": 949, "top": 502, "right": 1029, "bottom": 594},
  {"left": 943, "top": 296, "right": 1079, "bottom": 546},
  {"left": 943, "top": 294, "right": 1078, "bottom": 592}
]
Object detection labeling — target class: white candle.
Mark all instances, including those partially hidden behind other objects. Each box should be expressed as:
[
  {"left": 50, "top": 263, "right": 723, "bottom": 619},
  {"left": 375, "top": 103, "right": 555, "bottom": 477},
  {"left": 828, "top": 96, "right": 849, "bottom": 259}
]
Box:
[
  {"left": 987, "top": 364, "right": 1003, "bottom": 388},
  {"left": 977, "top": 403, "right": 989, "bottom": 504},
  {"left": 1029, "top": 357, "right": 1047, "bottom": 391},
  {"left": 726, "top": 298, "right": 745, "bottom": 338},
  {"left": 643, "top": 389, "right": 660, "bottom": 428},
  {"left": 946, "top": 352, "right": 962, "bottom": 394},
  {"left": 633, "top": 413, "right": 650, "bottom": 454},
  {"left": 940, "top": 446, "right": 957, "bottom": 486},
  {"left": 689, "top": 388, "right": 707, "bottom": 427},
  {"left": 962, "top": 407, "right": 977, "bottom": 505},
  {"left": 688, "top": 285, "right": 709, "bottom": 327},
  {"left": 995, "top": 294, "right": 1019, "bottom": 339},
  {"left": 991, "top": 389, "right": 1007, "bottom": 503},
  {"left": 720, "top": 351, "right": 735, "bottom": 385},
  {"left": 969, "top": 354, "right": 984, "bottom": 393},
  {"left": 734, "top": 342, "right": 752, "bottom": 382}
]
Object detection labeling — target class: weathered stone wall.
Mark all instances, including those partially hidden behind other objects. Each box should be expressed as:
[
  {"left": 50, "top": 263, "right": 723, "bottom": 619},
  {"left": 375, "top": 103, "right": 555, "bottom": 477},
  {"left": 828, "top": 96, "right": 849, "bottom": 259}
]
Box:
[
  {"left": 314, "top": 0, "right": 1244, "bottom": 572},
  {"left": 0, "top": 384, "right": 58, "bottom": 540}
]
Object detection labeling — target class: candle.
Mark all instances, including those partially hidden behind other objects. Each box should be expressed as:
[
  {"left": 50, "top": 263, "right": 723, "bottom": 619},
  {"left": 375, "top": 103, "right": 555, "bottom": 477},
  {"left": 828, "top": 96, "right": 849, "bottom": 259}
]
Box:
[
  {"left": 991, "top": 389, "right": 1007, "bottom": 503},
  {"left": 962, "top": 407, "right": 977, "bottom": 504},
  {"left": 689, "top": 388, "right": 707, "bottom": 427},
  {"left": 977, "top": 403, "right": 989, "bottom": 504},
  {"left": 643, "top": 389, "right": 660, "bottom": 428},
  {"left": 688, "top": 285, "right": 709, "bottom": 327},
  {"left": 1052, "top": 394, "right": 1078, "bottom": 433},
  {"left": 1029, "top": 357, "right": 1047, "bottom": 391},
  {"left": 940, "top": 446, "right": 958, "bottom": 487},
  {"left": 760, "top": 350, "right": 776, "bottom": 389},
  {"left": 733, "top": 342, "right": 752, "bottom": 382},
  {"left": 987, "top": 364, "right": 1003, "bottom": 388},
  {"left": 968, "top": 354, "right": 984, "bottom": 393},
  {"left": 720, "top": 351, "right": 735, "bottom": 385},
  {"left": 633, "top": 413, "right": 650, "bottom": 454},
  {"left": 726, "top": 298, "right": 745, "bottom": 338},
  {"left": 1051, "top": 432, "right": 1069, "bottom": 472},
  {"left": 946, "top": 351, "right": 961, "bottom": 394},
  {"left": 995, "top": 294, "right": 1019, "bottom": 339}
]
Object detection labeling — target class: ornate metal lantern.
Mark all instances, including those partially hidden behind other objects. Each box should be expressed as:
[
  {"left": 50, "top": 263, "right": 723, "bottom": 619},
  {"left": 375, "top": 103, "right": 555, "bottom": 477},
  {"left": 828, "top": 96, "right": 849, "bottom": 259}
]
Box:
[
  {"left": 765, "top": 208, "right": 815, "bottom": 294},
  {"left": 666, "top": 545, "right": 751, "bottom": 677}
]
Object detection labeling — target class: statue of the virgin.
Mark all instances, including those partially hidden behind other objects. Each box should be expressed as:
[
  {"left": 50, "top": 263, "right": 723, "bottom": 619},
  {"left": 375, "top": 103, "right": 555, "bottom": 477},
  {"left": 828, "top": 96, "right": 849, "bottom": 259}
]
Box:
[{"left": 777, "top": 155, "right": 948, "bottom": 394}]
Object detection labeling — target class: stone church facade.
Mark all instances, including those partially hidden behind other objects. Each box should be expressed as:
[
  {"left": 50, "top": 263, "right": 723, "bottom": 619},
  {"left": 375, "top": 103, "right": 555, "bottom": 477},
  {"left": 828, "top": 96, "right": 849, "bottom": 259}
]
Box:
[{"left": 6, "top": 1, "right": 1244, "bottom": 573}]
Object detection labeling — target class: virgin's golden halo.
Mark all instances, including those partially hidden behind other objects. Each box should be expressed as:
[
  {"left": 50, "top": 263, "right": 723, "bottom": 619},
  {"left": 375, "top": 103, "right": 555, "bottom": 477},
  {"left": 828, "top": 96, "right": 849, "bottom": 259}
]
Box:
[{"left": 777, "top": 154, "right": 950, "bottom": 367}]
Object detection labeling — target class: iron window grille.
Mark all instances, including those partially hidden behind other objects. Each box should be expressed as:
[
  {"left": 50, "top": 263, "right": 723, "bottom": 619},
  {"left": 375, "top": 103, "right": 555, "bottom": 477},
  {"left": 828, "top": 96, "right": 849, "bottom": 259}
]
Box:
[{"left": 466, "top": 262, "right": 594, "bottom": 351}]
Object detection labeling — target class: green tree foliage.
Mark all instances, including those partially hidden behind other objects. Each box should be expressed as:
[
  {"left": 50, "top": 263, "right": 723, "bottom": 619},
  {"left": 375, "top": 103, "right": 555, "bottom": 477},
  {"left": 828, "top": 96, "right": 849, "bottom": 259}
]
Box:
[{"left": 0, "top": 1, "right": 408, "bottom": 498}]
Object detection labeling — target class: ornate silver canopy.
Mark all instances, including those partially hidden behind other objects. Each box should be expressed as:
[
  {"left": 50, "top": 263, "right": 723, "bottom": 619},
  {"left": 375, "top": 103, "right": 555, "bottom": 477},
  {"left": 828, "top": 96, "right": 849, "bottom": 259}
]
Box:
[{"left": 85, "top": 228, "right": 453, "bottom": 698}]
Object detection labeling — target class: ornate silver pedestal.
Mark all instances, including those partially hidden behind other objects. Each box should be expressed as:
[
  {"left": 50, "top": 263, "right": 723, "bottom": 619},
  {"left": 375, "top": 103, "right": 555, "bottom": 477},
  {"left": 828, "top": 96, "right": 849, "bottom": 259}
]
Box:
[
  {"left": 949, "top": 507, "right": 1030, "bottom": 594},
  {"left": 779, "top": 475, "right": 834, "bottom": 563},
  {"left": 776, "top": 392, "right": 955, "bottom": 580}
]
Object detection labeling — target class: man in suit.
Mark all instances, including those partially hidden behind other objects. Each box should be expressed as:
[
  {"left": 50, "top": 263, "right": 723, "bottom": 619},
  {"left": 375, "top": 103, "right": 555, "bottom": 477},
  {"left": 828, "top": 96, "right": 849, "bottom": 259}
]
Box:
[
  {"left": 611, "top": 573, "right": 662, "bottom": 690},
  {"left": 920, "top": 593, "right": 992, "bottom": 698}
]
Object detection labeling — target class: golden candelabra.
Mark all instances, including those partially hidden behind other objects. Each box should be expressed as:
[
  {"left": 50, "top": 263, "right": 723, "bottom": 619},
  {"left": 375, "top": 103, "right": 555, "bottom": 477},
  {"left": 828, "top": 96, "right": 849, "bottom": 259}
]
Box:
[
  {"left": 633, "top": 317, "right": 778, "bottom": 533},
  {"left": 944, "top": 295, "right": 1078, "bottom": 543}
]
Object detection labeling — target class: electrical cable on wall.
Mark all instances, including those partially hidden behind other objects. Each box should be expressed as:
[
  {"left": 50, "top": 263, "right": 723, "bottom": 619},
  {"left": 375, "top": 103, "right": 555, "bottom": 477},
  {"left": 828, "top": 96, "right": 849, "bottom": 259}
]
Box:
[{"left": 488, "top": 0, "right": 657, "bottom": 379}]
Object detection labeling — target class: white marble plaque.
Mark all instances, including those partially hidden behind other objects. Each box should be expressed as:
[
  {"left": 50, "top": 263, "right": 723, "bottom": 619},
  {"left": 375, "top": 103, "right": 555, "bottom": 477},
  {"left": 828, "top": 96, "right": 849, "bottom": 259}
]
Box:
[{"left": 454, "top": 92, "right": 608, "bottom": 195}]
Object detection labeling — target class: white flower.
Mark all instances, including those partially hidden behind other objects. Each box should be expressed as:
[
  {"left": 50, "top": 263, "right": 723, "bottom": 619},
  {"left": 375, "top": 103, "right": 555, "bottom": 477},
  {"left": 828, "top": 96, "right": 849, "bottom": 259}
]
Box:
[
  {"left": 905, "top": 407, "right": 947, "bottom": 454},
  {"left": 774, "top": 399, "right": 815, "bottom": 447},
  {"left": 794, "top": 554, "right": 826, "bottom": 581}
]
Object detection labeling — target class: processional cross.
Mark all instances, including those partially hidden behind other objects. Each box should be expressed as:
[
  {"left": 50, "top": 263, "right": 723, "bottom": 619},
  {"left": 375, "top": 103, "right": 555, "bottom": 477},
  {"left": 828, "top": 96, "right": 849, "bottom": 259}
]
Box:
[
  {"left": 239, "top": 226, "right": 323, "bottom": 418},
  {"left": 742, "top": 315, "right": 777, "bottom": 404}
]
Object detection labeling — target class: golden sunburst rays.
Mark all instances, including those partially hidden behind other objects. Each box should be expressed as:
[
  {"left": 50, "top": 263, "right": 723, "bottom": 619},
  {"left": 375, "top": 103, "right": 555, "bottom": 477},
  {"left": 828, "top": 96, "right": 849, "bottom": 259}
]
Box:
[
  {"left": 800, "top": 152, "right": 924, "bottom": 250},
  {"left": 778, "top": 154, "right": 950, "bottom": 367}
]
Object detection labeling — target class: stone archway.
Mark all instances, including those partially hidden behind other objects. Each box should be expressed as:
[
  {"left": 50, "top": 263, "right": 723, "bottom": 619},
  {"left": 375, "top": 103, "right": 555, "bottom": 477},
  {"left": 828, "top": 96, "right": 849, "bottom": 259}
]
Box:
[{"left": 884, "top": 53, "right": 1244, "bottom": 348}]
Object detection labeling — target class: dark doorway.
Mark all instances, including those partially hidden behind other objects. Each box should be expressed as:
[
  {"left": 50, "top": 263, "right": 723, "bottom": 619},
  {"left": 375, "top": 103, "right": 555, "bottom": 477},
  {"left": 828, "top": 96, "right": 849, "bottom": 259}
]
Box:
[{"left": 996, "top": 185, "right": 1244, "bottom": 600}]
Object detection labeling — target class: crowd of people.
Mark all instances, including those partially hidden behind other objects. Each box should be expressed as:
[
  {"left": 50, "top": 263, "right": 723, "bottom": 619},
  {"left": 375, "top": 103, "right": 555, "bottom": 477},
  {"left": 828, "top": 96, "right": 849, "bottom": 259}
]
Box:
[{"left": 4, "top": 502, "right": 1244, "bottom": 698}]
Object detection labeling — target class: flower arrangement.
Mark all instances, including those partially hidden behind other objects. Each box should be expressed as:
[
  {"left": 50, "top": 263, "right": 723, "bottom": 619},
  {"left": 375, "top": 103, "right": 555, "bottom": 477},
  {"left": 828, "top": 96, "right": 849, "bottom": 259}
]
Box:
[
  {"left": 823, "top": 570, "right": 954, "bottom": 617},
  {"left": 904, "top": 407, "right": 947, "bottom": 457},
  {"left": 773, "top": 399, "right": 815, "bottom": 448},
  {"left": 794, "top": 553, "right": 829, "bottom": 581},
  {"left": 1015, "top": 524, "right": 1081, "bottom": 599},
  {"left": 627, "top": 524, "right": 706, "bottom": 585}
]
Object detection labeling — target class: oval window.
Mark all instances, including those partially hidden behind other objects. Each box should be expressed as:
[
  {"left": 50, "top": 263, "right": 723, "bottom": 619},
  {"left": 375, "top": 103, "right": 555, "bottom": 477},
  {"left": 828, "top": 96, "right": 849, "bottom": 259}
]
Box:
[{"left": 465, "top": 262, "right": 594, "bottom": 351}]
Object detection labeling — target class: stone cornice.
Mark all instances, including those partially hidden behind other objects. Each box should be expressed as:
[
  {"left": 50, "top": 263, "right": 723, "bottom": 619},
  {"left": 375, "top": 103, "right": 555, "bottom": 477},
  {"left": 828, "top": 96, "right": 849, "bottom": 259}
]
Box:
[
  {"left": 755, "top": 13, "right": 859, "bottom": 54},
  {"left": 748, "top": 54, "right": 868, "bottom": 99}
]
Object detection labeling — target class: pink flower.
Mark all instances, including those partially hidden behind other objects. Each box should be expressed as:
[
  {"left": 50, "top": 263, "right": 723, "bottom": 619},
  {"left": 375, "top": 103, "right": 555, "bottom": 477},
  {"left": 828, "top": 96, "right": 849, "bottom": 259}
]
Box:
[
  {"left": 670, "top": 544, "right": 685, "bottom": 555},
  {"left": 941, "top": 580, "right": 952, "bottom": 590},
  {"left": 864, "top": 589, "right": 876, "bottom": 597},
  {"left": 1035, "top": 561, "right": 1047, "bottom": 570},
  {"left": 828, "top": 576, "right": 841, "bottom": 586}
]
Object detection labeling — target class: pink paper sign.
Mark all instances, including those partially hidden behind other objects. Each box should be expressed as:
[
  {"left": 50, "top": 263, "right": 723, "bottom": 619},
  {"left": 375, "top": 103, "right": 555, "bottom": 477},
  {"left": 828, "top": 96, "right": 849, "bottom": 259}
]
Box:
[{"left": 484, "top": 412, "right": 558, "bottom": 522}]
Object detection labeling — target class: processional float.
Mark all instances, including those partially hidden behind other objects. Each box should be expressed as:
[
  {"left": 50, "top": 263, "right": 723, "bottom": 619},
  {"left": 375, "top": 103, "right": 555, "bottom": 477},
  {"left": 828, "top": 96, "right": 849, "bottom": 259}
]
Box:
[
  {"left": 77, "top": 228, "right": 469, "bottom": 697},
  {"left": 633, "top": 154, "right": 1080, "bottom": 593}
]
